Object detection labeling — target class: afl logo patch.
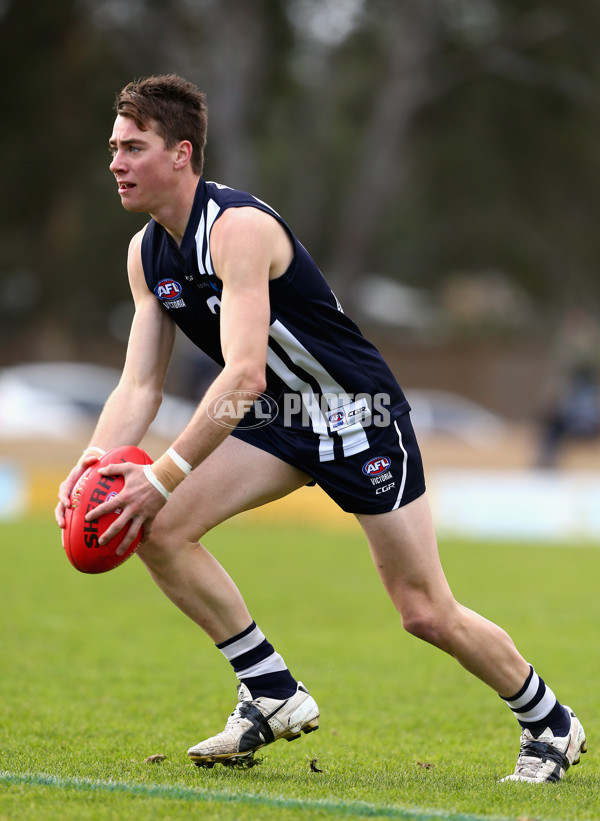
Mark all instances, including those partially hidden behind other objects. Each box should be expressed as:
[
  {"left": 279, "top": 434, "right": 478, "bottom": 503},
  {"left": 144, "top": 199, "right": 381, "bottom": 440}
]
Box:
[
  {"left": 362, "top": 456, "right": 391, "bottom": 476},
  {"left": 155, "top": 279, "right": 183, "bottom": 301}
]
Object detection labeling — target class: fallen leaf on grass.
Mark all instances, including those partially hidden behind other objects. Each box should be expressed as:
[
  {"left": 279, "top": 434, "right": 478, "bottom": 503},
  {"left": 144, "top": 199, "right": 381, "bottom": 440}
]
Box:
[{"left": 144, "top": 754, "right": 167, "bottom": 764}]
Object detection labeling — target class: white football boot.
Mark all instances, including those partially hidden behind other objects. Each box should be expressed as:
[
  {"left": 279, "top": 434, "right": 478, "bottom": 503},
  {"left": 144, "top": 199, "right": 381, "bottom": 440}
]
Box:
[
  {"left": 501, "top": 706, "right": 586, "bottom": 783},
  {"left": 187, "top": 681, "right": 319, "bottom": 766}
]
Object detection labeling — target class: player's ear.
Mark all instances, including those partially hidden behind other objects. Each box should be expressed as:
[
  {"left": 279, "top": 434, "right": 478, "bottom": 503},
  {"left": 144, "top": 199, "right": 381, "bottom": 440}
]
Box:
[{"left": 173, "top": 140, "right": 193, "bottom": 169}]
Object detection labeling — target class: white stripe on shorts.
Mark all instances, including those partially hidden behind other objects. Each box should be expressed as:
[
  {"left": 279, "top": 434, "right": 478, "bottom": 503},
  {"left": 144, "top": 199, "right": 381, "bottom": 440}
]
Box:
[{"left": 392, "top": 419, "right": 408, "bottom": 510}]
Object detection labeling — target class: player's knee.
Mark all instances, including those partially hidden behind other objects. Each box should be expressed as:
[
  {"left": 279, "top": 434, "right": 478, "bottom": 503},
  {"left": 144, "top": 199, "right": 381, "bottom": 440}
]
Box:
[
  {"left": 400, "top": 607, "right": 449, "bottom": 649},
  {"left": 137, "top": 515, "right": 195, "bottom": 567},
  {"left": 137, "top": 527, "right": 171, "bottom": 568}
]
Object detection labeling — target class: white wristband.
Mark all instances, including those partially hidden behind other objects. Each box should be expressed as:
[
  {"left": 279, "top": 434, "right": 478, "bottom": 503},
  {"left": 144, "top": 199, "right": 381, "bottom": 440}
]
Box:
[
  {"left": 83, "top": 446, "right": 106, "bottom": 458},
  {"left": 167, "top": 446, "right": 192, "bottom": 475},
  {"left": 143, "top": 464, "right": 171, "bottom": 501}
]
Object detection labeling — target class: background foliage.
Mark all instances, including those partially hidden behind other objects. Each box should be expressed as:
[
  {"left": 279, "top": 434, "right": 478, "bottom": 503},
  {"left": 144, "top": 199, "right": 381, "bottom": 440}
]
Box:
[{"left": 1, "top": 0, "right": 599, "bottom": 408}]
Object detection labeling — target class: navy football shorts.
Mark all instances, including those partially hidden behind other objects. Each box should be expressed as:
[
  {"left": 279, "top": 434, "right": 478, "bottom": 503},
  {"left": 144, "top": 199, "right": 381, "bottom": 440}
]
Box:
[{"left": 231, "top": 410, "right": 426, "bottom": 515}]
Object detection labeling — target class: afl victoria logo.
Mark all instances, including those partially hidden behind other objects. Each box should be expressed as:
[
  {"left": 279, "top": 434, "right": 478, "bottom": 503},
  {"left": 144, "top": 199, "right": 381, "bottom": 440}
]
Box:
[
  {"left": 155, "top": 279, "right": 182, "bottom": 301},
  {"left": 362, "top": 456, "right": 391, "bottom": 476}
]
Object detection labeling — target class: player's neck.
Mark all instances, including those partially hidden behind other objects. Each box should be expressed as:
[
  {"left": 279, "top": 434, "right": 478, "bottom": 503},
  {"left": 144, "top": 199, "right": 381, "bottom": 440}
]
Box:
[{"left": 151, "top": 174, "right": 200, "bottom": 247}]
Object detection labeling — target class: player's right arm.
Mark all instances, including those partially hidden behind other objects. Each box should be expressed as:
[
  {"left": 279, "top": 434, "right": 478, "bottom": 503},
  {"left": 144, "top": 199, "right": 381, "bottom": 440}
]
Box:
[{"left": 55, "top": 228, "right": 176, "bottom": 527}]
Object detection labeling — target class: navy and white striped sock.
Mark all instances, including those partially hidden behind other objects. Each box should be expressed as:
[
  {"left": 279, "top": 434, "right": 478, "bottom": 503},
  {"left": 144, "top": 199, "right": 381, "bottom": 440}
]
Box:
[
  {"left": 216, "top": 622, "right": 297, "bottom": 699},
  {"left": 502, "top": 665, "right": 570, "bottom": 738}
]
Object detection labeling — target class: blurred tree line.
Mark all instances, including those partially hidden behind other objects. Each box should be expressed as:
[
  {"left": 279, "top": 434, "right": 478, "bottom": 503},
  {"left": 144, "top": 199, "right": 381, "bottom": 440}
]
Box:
[{"left": 1, "top": 0, "right": 599, "bottom": 373}]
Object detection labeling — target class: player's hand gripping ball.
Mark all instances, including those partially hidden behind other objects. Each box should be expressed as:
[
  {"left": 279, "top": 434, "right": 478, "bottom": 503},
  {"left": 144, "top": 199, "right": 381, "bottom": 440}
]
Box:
[{"left": 62, "top": 445, "right": 153, "bottom": 574}]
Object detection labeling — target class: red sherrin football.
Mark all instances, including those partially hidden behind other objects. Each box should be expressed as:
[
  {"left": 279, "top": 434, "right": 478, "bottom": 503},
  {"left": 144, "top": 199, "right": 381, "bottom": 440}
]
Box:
[{"left": 62, "top": 445, "right": 153, "bottom": 574}]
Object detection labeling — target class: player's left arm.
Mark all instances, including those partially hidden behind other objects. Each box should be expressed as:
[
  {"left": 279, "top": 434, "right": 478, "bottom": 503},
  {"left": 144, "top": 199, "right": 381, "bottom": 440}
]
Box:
[{"left": 90, "top": 207, "right": 287, "bottom": 551}]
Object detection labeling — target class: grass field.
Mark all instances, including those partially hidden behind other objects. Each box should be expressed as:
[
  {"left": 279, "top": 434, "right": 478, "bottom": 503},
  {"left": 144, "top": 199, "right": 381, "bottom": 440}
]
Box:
[{"left": 1, "top": 513, "right": 600, "bottom": 820}]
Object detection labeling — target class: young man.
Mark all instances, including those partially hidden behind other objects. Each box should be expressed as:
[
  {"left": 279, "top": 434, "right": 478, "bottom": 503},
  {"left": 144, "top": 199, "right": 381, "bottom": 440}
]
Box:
[{"left": 56, "top": 74, "right": 585, "bottom": 782}]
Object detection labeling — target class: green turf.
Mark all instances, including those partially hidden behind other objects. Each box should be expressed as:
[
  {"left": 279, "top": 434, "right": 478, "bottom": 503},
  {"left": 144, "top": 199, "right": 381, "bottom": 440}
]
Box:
[{"left": 1, "top": 515, "right": 599, "bottom": 820}]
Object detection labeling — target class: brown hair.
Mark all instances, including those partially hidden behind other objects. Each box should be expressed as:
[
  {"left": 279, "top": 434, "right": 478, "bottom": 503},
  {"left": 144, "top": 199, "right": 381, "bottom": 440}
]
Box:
[{"left": 115, "top": 74, "right": 208, "bottom": 175}]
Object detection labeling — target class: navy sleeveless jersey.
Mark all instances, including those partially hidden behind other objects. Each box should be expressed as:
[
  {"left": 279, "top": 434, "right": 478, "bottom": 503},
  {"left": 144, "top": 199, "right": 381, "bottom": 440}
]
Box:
[{"left": 141, "top": 178, "right": 410, "bottom": 462}]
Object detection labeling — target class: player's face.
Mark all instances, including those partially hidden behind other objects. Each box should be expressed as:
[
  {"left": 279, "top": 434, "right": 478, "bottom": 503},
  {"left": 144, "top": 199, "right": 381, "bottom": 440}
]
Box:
[{"left": 108, "top": 115, "right": 177, "bottom": 213}]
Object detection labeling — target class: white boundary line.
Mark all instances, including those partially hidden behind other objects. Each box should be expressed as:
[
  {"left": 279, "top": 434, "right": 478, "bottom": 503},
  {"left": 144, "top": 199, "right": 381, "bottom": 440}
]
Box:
[{"left": 0, "top": 770, "right": 515, "bottom": 821}]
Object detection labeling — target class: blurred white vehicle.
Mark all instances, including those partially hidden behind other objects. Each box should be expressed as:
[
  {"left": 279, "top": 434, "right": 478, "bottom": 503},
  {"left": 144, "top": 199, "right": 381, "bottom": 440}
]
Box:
[
  {"left": 0, "top": 362, "right": 196, "bottom": 440},
  {"left": 0, "top": 362, "right": 506, "bottom": 448},
  {"left": 405, "top": 388, "right": 506, "bottom": 447}
]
